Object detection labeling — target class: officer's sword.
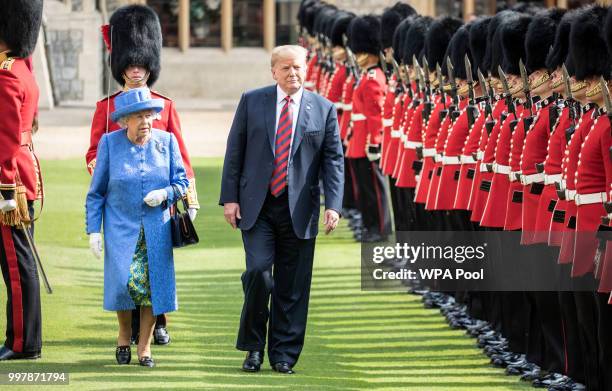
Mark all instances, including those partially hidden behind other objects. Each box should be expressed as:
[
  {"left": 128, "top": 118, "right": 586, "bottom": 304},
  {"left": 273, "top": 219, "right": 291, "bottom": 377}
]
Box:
[{"left": 20, "top": 223, "right": 52, "bottom": 294}]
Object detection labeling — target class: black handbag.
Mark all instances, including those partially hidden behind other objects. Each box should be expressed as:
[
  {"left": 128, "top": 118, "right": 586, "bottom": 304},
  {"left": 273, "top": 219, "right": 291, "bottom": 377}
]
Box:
[{"left": 169, "top": 185, "right": 199, "bottom": 248}]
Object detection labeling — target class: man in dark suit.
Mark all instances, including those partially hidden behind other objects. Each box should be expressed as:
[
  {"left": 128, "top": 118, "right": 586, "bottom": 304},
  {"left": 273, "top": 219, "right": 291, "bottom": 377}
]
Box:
[{"left": 219, "top": 45, "right": 344, "bottom": 374}]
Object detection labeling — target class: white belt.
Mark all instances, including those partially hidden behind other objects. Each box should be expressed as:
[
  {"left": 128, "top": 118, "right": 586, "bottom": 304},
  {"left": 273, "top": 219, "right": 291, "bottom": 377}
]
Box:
[
  {"left": 492, "top": 163, "right": 511, "bottom": 175},
  {"left": 479, "top": 163, "right": 490, "bottom": 173},
  {"left": 351, "top": 113, "right": 366, "bottom": 121},
  {"left": 405, "top": 140, "right": 423, "bottom": 149},
  {"left": 344, "top": 103, "right": 352, "bottom": 111},
  {"left": 334, "top": 102, "right": 343, "bottom": 110},
  {"left": 391, "top": 129, "right": 402, "bottom": 138},
  {"left": 509, "top": 171, "right": 522, "bottom": 182},
  {"left": 383, "top": 118, "right": 393, "bottom": 127},
  {"left": 434, "top": 153, "right": 443, "bottom": 163},
  {"left": 476, "top": 150, "right": 484, "bottom": 160},
  {"left": 544, "top": 174, "right": 562, "bottom": 185},
  {"left": 422, "top": 148, "right": 436, "bottom": 157},
  {"left": 521, "top": 173, "right": 544, "bottom": 185},
  {"left": 575, "top": 192, "right": 607, "bottom": 206},
  {"left": 565, "top": 189, "right": 576, "bottom": 201},
  {"left": 442, "top": 156, "right": 461, "bottom": 165},
  {"left": 400, "top": 133, "right": 407, "bottom": 143},
  {"left": 559, "top": 179, "right": 567, "bottom": 191},
  {"left": 460, "top": 155, "right": 476, "bottom": 164}
]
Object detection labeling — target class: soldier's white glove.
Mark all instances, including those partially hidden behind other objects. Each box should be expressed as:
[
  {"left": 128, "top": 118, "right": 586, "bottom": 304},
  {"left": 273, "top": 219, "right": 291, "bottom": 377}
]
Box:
[
  {"left": 188, "top": 208, "right": 197, "bottom": 221},
  {"left": 143, "top": 189, "right": 168, "bottom": 207},
  {"left": 0, "top": 199, "right": 17, "bottom": 213},
  {"left": 89, "top": 233, "right": 103, "bottom": 259}
]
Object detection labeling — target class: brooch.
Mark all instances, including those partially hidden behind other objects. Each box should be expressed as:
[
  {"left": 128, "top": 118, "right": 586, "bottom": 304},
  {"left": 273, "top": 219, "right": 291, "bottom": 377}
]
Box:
[{"left": 155, "top": 141, "right": 166, "bottom": 154}]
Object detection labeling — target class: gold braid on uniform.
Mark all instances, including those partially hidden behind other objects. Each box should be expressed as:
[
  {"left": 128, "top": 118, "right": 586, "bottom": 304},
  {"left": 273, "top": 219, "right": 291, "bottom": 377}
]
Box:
[{"left": 0, "top": 185, "right": 29, "bottom": 227}]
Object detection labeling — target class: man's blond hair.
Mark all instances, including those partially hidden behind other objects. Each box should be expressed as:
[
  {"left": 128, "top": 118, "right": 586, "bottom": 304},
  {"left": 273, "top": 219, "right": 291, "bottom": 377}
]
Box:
[{"left": 271, "top": 45, "right": 308, "bottom": 68}]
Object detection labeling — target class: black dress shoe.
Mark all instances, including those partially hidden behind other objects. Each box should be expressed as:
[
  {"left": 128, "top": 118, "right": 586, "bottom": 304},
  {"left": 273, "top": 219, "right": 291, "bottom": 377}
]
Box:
[
  {"left": 115, "top": 345, "right": 131, "bottom": 364},
  {"left": 242, "top": 351, "right": 263, "bottom": 372},
  {"left": 153, "top": 326, "right": 171, "bottom": 345},
  {"left": 272, "top": 362, "right": 294, "bottom": 374},
  {"left": 0, "top": 346, "right": 40, "bottom": 361},
  {"left": 138, "top": 356, "right": 155, "bottom": 368}
]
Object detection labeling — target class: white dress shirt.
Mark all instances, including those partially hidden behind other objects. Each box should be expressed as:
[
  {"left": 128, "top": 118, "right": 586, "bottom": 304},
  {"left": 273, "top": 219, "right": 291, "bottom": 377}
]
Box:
[{"left": 274, "top": 84, "right": 303, "bottom": 156}]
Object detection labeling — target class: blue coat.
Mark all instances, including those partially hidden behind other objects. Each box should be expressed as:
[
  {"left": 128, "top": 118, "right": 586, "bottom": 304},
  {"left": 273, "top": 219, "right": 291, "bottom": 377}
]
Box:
[
  {"left": 219, "top": 85, "right": 344, "bottom": 239},
  {"left": 85, "top": 129, "right": 189, "bottom": 315}
]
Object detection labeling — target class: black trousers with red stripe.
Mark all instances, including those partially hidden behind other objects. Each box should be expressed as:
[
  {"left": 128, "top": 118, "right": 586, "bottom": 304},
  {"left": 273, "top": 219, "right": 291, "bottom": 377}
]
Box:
[
  {"left": 0, "top": 202, "right": 42, "bottom": 353},
  {"left": 350, "top": 158, "right": 391, "bottom": 237}
]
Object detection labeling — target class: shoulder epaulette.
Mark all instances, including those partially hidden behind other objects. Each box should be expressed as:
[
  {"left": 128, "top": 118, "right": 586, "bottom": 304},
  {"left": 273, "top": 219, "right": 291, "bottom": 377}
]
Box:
[
  {"left": 97, "top": 90, "right": 121, "bottom": 103},
  {"left": 151, "top": 90, "right": 173, "bottom": 101},
  {"left": 0, "top": 57, "right": 15, "bottom": 71}
]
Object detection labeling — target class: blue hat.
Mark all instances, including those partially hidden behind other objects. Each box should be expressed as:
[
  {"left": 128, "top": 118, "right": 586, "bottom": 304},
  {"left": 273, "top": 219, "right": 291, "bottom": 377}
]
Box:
[{"left": 111, "top": 87, "right": 164, "bottom": 123}]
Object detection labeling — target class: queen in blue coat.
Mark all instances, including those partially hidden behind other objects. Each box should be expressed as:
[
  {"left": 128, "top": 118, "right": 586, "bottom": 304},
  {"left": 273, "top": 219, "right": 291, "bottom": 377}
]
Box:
[{"left": 85, "top": 88, "right": 189, "bottom": 367}]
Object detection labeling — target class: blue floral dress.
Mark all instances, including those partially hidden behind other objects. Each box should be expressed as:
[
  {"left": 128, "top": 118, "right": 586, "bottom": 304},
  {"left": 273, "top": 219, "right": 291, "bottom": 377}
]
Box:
[{"left": 127, "top": 226, "right": 152, "bottom": 306}]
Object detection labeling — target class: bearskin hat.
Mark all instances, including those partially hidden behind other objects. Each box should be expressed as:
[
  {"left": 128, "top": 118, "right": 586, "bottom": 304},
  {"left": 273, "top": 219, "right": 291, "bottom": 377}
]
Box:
[
  {"left": 444, "top": 24, "right": 472, "bottom": 79},
  {"left": 402, "top": 16, "right": 433, "bottom": 65},
  {"left": 392, "top": 16, "right": 416, "bottom": 63},
  {"left": 425, "top": 16, "right": 463, "bottom": 71},
  {"left": 604, "top": 8, "right": 612, "bottom": 63},
  {"left": 331, "top": 12, "right": 354, "bottom": 47},
  {"left": 469, "top": 17, "right": 491, "bottom": 75},
  {"left": 545, "top": 9, "right": 578, "bottom": 72},
  {"left": 297, "top": 0, "right": 318, "bottom": 30},
  {"left": 525, "top": 8, "right": 565, "bottom": 73},
  {"left": 381, "top": 2, "right": 417, "bottom": 49},
  {"left": 304, "top": 2, "right": 325, "bottom": 35},
  {"left": 570, "top": 5, "right": 610, "bottom": 80},
  {"left": 484, "top": 10, "right": 516, "bottom": 77},
  {"left": 321, "top": 8, "right": 339, "bottom": 41},
  {"left": 501, "top": 14, "right": 532, "bottom": 75},
  {"left": 109, "top": 5, "right": 162, "bottom": 87},
  {"left": 349, "top": 15, "right": 382, "bottom": 55},
  {"left": 0, "top": 0, "right": 43, "bottom": 58},
  {"left": 312, "top": 5, "right": 337, "bottom": 38}
]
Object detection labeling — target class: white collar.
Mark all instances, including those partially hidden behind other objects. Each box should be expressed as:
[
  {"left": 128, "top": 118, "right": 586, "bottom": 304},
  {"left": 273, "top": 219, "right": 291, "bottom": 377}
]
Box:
[{"left": 277, "top": 85, "right": 303, "bottom": 105}]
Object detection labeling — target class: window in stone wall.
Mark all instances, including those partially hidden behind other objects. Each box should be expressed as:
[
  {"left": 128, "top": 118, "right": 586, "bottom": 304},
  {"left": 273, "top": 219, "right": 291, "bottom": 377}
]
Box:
[
  {"left": 190, "top": 0, "right": 222, "bottom": 47},
  {"left": 275, "top": 0, "right": 301, "bottom": 45},
  {"left": 147, "top": 0, "right": 180, "bottom": 47},
  {"left": 233, "top": 0, "right": 263, "bottom": 47}
]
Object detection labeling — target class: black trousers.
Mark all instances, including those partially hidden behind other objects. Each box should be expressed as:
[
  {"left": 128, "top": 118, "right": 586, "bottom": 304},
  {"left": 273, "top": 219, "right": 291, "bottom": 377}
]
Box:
[
  {"left": 342, "top": 154, "right": 357, "bottom": 211},
  {"left": 351, "top": 158, "right": 391, "bottom": 236},
  {"left": 237, "top": 191, "right": 316, "bottom": 366},
  {"left": 0, "top": 202, "right": 41, "bottom": 353}
]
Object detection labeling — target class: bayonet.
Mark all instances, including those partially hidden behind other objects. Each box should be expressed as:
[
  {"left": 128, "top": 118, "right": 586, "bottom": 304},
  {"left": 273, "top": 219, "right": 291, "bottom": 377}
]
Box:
[
  {"left": 446, "top": 57, "right": 458, "bottom": 106},
  {"left": 412, "top": 55, "right": 422, "bottom": 95},
  {"left": 601, "top": 77, "right": 612, "bottom": 128},
  {"left": 519, "top": 58, "right": 533, "bottom": 115},
  {"left": 478, "top": 69, "right": 493, "bottom": 120},
  {"left": 465, "top": 54, "right": 475, "bottom": 104},
  {"left": 436, "top": 63, "right": 446, "bottom": 108},
  {"left": 498, "top": 65, "right": 517, "bottom": 119},
  {"left": 562, "top": 64, "right": 576, "bottom": 127},
  {"left": 379, "top": 51, "right": 390, "bottom": 80}
]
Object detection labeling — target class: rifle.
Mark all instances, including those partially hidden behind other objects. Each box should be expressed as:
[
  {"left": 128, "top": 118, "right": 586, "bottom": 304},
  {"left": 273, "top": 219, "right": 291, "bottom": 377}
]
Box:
[
  {"left": 391, "top": 57, "right": 404, "bottom": 93},
  {"left": 379, "top": 51, "right": 390, "bottom": 81},
  {"left": 498, "top": 66, "right": 517, "bottom": 120},
  {"left": 562, "top": 64, "right": 577, "bottom": 129},
  {"left": 325, "top": 37, "right": 335, "bottom": 73},
  {"left": 446, "top": 57, "right": 459, "bottom": 108},
  {"left": 601, "top": 76, "right": 612, "bottom": 129},
  {"left": 403, "top": 63, "right": 414, "bottom": 99},
  {"left": 478, "top": 69, "right": 493, "bottom": 120},
  {"left": 519, "top": 59, "right": 535, "bottom": 130},
  {"left": 342, "top": 34, "right": 359, "bottom": 80},
  {"left": 436, "top": 63, "right": 449, "bottom": 122},
  {"left": 412, "top": 55, "right": 422, "bottom": 98},
  {"left": 465, "top": 55, "right": 478, "bottom": 128}
]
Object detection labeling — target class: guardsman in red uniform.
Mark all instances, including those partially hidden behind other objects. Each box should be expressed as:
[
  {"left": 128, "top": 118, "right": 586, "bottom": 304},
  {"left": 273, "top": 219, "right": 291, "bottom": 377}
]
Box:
[
  {"left": 0, "top": 0, "right": 43, "bottom": 361},
  {"left": 87, "top": 5, "right": 199, "bottom": 346},
  {"left": 302, "top": 2, "right": 326, "bottom": 92},
  {"left": 345, "top": 15, "right": 391, "bottom": 242}
]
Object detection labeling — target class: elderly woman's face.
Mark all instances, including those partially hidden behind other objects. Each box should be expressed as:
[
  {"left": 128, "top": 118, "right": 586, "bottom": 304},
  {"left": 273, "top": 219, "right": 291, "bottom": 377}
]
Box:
[{"left": 126, "top": 110, "right": 155, "bottom": 140}]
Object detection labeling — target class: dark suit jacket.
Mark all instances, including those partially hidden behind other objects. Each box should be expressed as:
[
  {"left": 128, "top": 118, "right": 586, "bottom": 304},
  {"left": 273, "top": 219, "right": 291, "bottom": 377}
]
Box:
[{"left": 219, "top": 85, "right": 344, "bottom": 239}]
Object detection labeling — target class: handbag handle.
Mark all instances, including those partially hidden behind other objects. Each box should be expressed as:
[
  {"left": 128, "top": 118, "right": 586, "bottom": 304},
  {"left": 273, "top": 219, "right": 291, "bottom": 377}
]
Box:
[{"left": 170, "top": 184, "right": 190, "bottom": 212}]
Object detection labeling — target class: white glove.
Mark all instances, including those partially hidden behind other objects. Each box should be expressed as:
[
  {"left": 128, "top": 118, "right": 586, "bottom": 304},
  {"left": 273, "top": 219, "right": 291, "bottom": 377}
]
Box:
[
  {"left": 188, "top": 208, "right": 197, "bottom": 222},
  {"left": 0, "top": 199, "right": 17, "bottom": 213},
  {"left": 143, "top": 189, "right": 168, "bottom": 207},
  {"left": 89, "top": 233, "right": 103, "bottom": 259}
]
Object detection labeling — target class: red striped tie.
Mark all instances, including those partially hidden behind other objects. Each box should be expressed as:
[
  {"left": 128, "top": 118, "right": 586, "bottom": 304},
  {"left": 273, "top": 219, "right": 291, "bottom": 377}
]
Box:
[{"left": 270, "top": 96, "right": 293, "bottom": 197}]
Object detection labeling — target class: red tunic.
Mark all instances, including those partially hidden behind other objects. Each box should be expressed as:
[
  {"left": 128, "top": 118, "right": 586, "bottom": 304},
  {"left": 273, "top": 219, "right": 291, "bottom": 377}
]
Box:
[
  {"left": 382, "top": 93, "right": 409, "bottom": 176},
  {"left": 326, "top": 64, "right": 347, "bottom": 123},
  {"left": 455, "top": 105, "right": 486, "bottom": 210},
  {"left": 380, "top": 76, "right": 397, "bottom": 174},
  {"left": 481, "top": 105, "right": 526, "bottom": 228},
  {"left": 520, "top": 103, "right": 553, "bottom": 242},
  {"left": 505, "top": 111, "right": 527, "bottom": 231},
  {"left": 533, "top": 105, "right": 569, "bottom": 244},
  {"left": 305, "top": 54, "right": 319, "bottom": 91},
  {"left": 0, "top": 54, "right": 41, "bottom": 202},
  {"left": 574, "top": 114, "right": 611, "bottom": 279},
  {"left": 396, "top": 98, "right": 427, "bottom": 188},
  {"left": 346, "top": 67, "right": 386, "bottom": 159},
  {"left": 339, "top": 74, "right": 355, "bottom": 141},
  {"left": 392, "top": 99, "right": 419, "bottom": 180},
  {"left": 415, "top": 98, "right": 446, "bottom": 203},
  {"left": 470, "top": 99, "right": 506, "bottom": 222},
  {"left": 557, "top": 106, "right": 596, "bottom": 269},
  {"left": 436, "top": 100, "right": 471, "bottom": 210}
]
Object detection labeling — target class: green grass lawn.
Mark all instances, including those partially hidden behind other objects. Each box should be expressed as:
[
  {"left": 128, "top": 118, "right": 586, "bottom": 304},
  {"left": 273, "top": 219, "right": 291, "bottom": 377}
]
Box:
[{"left": 0, "top": 158, "right": 531, "bottom": 390}]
